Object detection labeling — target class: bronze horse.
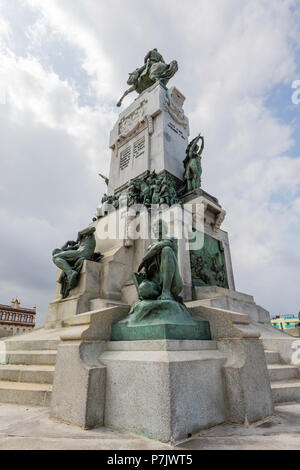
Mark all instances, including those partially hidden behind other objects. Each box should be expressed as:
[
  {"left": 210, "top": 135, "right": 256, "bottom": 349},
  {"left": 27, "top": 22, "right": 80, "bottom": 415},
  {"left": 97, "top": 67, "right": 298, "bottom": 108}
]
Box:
[{"left": 117, "top": 60, "right": 178, "bottom": 107}]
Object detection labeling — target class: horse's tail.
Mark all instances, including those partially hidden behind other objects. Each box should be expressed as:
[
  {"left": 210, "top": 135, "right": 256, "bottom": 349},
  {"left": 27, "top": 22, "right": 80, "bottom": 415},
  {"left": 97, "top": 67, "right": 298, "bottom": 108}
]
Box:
[
  {"left": 169, "top": 60, "right": 179, "bottom": 76},
  {"left": 159, "top": 60, "right": 178, "bottom": 83}
]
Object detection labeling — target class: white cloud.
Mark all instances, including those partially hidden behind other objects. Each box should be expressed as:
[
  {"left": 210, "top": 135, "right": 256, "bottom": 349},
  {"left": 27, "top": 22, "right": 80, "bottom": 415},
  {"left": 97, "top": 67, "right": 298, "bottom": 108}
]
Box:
[
  {"left": 25, "top": 0, "right": 116, "bottom": 99},
  {"left": 2, "top": 51, "right": 116, "bottom": 170},
  {"left": 0, "top": 1, "right": 10, "bottom": 43}
]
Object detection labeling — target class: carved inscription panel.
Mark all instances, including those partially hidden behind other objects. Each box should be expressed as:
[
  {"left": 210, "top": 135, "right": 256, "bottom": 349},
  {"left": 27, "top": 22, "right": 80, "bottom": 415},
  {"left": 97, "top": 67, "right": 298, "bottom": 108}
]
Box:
[
  {"left": 120, "top": 146, "right": 131, "bottom": 171},
  {"left": 133, "top": 136, "right": 145, "bottom": 160},
  {"left": 167, "top": 121, "right": 185, "bottom": 140},
  {"left": 116, "top": 130, "right": 149, "bottom": 189}
]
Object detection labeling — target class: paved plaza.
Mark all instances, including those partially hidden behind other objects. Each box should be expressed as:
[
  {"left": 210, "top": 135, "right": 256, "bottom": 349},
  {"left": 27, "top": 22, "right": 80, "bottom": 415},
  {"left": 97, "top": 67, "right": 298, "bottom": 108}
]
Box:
[{"left": 1, "top": 402, "right": 300, "bottom": 450}]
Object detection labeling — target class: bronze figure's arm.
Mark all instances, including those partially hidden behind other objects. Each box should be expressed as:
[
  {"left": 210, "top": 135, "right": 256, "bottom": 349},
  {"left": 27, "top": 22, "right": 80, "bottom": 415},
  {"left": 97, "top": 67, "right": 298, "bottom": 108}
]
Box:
[
  {"left": 138, "top": 240, "right": 172, "bottom": 272},
  {"left": 198, "top": 135, "right": 205, "bottom": 156},
  {"left": 189, "top": 134, "right": 203, "bottom": 158},
  {"left": 61, "top": 240, "right": 77, "bottom": 251}
]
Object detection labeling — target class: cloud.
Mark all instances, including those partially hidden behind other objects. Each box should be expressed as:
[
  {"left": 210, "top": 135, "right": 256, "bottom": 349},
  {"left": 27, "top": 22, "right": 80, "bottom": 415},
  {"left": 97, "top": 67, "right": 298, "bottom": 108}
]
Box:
[
  {"left": 0, "top": 4, "right": 117, "bottom": 323},
  {"left": 0, "top": 0, "right": 299, "bottom": 325},
  {"left": 25, "top": 0, "right": 117, "bottom": 99}
]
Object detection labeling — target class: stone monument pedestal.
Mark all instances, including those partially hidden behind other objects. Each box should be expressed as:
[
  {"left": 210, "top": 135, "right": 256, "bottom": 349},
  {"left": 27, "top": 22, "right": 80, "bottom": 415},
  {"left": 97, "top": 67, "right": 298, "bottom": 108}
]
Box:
[
  {"left": 49, "top": 299, "right": 274, "bottom": 441},
  {"left": 101, "top": 339, "right": 227, "bottom": 443},
  {"left": 45, "top": 260, "right": 102, "bottom": 329}
]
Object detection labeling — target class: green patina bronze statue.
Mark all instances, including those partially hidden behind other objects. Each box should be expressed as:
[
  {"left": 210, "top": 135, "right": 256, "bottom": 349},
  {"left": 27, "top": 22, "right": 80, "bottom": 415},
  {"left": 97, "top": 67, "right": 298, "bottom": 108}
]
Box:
[
  {"left": 189, "top": 232, "right": 229, "bottom": 289},
  {"left": 134, "top": 219, "right": 183, "bottom": 302},
  {"left": 52, "top": 226, "right": 102, "bottom": 299},
  {"left": 183, "top": 134, "right": 204, "bottom": 192},
  {"left": 156, "top": 173, "right": 179, "bottom": 206},
  {"left": 117, "top": 48, "right": 178, "bottom": 107},
  {"left": 111, "top": 218, "right": 211, "bottom": 340},
  {"left": 115, "top": 171, "right": 180, "bottom": 210}
]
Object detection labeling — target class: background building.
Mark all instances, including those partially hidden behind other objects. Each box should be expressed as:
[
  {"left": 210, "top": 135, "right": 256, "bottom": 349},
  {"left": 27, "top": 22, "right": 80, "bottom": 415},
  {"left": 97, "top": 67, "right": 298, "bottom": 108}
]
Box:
[
  {"left": 271, "top": 314, "right": 300, "bottom": 336},
  {"left": 0, "top": 298, "right": 36, "bottom": 336}
]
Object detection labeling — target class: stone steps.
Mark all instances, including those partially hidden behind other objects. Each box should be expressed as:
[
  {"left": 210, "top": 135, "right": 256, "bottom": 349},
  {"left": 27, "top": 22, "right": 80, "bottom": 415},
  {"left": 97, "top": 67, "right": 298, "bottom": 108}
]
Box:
[
  {"left": 4, "top": 350, "right": 57, "bottom": 366},
  {"left": 2, "top": 339, "right": 59, "bottom": 352},
  {"left": 271, "top": 380, "right": 300, "bottom": 404},
  {"left": 0, "top": 328, "right": 64, "bottom": 407},
  {"left": 265, "top": 348, "right": 300, "bottom": 404},
  {"left": 268, "top": 364, "right": 299, "bottom": 382},
  {"left": 0, "top": 364, "right": 55, "bottom": 384},
  {"left": 0, "top": 380, "right": 52, "bottom": 407},
  {"left": 0, "top": 336, "right": 58, "bottom": 406},
  {"left": 265, "top": 350, "right": 282, "bottom": 364}
]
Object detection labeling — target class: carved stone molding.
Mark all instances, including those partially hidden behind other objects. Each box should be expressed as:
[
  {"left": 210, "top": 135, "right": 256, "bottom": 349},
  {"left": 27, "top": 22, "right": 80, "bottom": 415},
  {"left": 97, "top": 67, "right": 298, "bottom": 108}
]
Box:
[
  {"left": 215, "top": 211, "right": 226, "bottom": 232},
  {"left": 189, "top": 196, "right": 226, "bottom": 233},
  {"left": 119, "top": 100, "right": 147, "bottom": 135},
  {"left": 112, "top": 99, "right": 154, "bottom": 151},
  {"left": 115, "top": 120, "right": 148, "bottom": 151},
  {"left": 163, "top": 87, "right": 189, "bottom": 129}
]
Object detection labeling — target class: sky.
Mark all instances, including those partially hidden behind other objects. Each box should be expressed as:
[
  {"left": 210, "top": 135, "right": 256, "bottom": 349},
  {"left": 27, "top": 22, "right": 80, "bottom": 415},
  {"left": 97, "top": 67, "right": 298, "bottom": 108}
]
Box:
[{"left": 0, "top": 0, "right": 299, "bottom": 326}]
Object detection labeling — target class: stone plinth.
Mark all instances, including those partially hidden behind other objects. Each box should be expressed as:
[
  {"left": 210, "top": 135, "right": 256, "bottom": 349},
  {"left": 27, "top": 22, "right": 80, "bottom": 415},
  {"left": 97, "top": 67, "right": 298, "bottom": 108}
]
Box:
[
  {"left": 50, "top": 305, "right": 130, "bottom": 428},
  {"left": 100, "top": 340, "right": 227, "bottom": 443},
  {"left": 45, "top": 260, "right": 101, "bottom": 329},
  {"left": 108, "top": 83, "right": 189, "bottom": 194},
  {"left": 48, "top": 301, "right": 274, "bottom": 441},
  {"left": 192, "top": 286, "right": 299, "bottom": 364},
  {"left": 193, "top": 286, "right": 270, "bottom": 325},
  {"left": 187, "top": 300, "right": 274, "bottom": 425}
]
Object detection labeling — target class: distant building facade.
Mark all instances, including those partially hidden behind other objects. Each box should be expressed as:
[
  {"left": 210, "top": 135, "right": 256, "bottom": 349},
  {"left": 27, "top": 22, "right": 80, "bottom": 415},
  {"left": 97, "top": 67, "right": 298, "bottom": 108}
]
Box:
[
  {"left": 0, "top": 298, "right": 36, "bottom": 336},
  {"left": 271, "top": 314, "right": 299, "bottom": 333}
]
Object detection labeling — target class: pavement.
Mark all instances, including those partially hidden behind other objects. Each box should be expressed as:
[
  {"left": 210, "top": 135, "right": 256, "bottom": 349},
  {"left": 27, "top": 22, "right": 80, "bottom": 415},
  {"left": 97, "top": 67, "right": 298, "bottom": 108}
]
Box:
[{"left": 1, "top": 402, "right": 300, "bottom": 450}]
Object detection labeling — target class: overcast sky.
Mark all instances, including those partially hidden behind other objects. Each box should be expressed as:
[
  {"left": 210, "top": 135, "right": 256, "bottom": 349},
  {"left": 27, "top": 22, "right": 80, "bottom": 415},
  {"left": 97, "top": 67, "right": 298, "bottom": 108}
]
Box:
[{"left": 0, "top": 0, "right": 299, "bottom": 326}]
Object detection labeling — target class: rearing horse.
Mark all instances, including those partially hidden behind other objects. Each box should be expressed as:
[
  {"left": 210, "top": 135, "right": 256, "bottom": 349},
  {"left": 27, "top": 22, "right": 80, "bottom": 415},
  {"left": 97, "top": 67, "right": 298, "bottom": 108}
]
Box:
[{"left": 117, "top": 60, "right": 178, "bottom": 107}]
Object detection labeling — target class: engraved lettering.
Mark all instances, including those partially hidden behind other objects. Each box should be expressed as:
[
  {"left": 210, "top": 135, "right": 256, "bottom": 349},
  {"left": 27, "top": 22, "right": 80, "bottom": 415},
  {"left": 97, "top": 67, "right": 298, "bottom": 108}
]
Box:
[
  {"left": 120, "top": 146, "right": 131, "bottom": 170},
  {"left": 167, "top": 122, "right": 185, "bottom": 140},
  {"left": 133, "top": 136, "right": 145, "bottom": 160}
]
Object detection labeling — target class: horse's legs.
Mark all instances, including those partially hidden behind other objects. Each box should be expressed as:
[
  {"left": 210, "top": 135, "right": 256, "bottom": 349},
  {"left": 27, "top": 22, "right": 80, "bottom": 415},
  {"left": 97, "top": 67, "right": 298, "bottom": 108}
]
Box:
[{"left": 117, "top": 86, "right": 135, "bottom": 107}]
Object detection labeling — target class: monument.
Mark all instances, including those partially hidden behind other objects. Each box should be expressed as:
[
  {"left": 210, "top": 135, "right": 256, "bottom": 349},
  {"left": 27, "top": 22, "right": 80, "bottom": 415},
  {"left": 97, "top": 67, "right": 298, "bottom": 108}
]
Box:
[
  {"left": 3, "top": 48, "right": 300, "bottom": 444},
  {"left": 48, "top": 49, "right": 273, "bottom": 442}
]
